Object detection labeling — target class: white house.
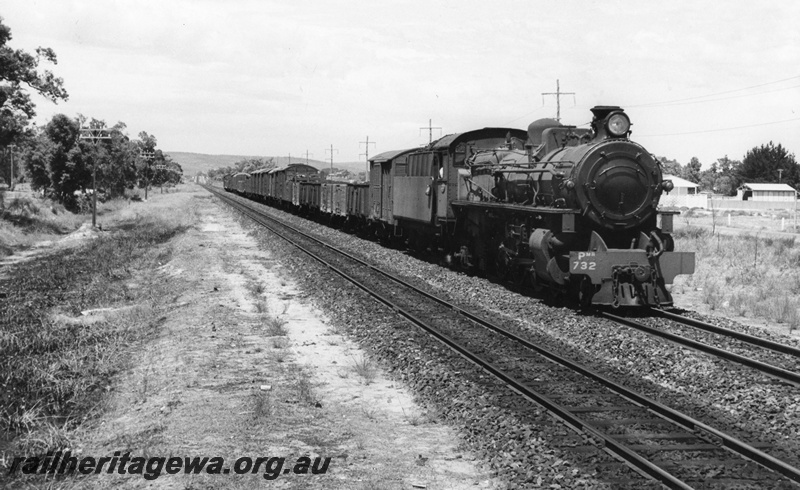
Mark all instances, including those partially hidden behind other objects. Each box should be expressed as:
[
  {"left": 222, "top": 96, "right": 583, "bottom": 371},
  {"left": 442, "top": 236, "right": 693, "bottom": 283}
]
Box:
[
  {"left": 659, "top": 174, "right": 706, "bottom": 208},
  {"left": 737, "top": 183, "right": 797, "bottom": 202}
]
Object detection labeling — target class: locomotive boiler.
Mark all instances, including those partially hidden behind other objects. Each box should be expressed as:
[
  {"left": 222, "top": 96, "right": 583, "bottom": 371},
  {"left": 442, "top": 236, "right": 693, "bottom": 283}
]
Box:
[{"left": 451, "top": 106, "right": 694, "bottom": 306}]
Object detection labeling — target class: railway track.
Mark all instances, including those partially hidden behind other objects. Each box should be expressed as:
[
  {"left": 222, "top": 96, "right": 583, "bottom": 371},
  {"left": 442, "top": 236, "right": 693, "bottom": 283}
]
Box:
[
  {"left": 601, "top": 310, "right": 800, "bottom": 386},
  {"left": 207, "top": 185, "right": 800, "bottom": 488}
]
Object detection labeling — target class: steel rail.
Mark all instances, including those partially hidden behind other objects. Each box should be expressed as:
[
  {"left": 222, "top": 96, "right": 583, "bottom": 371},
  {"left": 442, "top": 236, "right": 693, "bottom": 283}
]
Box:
[
  {"left": 656, "top": 308, "right": 800, "bottom": 358},
  {"left": 208, "top": 186, "right": 800, "bottom": 486},
  {"left": 600, "top": 311, "right": 800, "bottom": 386},
  {"left": 208, "top": 188, "right": 693, "bottom": 489}
]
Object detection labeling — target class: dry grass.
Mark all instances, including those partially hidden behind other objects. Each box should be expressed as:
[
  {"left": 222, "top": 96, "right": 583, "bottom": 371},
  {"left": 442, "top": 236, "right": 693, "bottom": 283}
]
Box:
[
  {"left": 673, "top": 226, "right": 800, "bottom": 332},
  {"left": 0, "top": 196, "right": 84, "bottom": 254},
  {"left": 265, "top": 315, "right": 289, "bottom": 336},
  {"left": 0, "top": 197, "right": 196, "bottom": 467},
  {"left": 351, "top": 355, "right": 378, "bottom": 385}
]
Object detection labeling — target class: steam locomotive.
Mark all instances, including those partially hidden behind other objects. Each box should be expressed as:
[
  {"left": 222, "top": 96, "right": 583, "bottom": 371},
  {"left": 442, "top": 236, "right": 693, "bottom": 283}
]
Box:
[{"left": 224, "top": 106, "right": 694, "bottom": 307}]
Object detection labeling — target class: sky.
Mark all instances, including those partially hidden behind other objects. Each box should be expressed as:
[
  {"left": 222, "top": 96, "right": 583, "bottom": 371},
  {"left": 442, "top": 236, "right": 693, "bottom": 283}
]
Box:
[{"left": 3, "top": 0, "right": 800, "bottom": 169}]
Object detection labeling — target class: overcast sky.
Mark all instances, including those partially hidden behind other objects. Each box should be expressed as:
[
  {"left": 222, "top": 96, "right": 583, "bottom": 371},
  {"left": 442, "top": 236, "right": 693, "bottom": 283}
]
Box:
[{"left": 4, "top": 0, "right": 799, "bottom": 168}]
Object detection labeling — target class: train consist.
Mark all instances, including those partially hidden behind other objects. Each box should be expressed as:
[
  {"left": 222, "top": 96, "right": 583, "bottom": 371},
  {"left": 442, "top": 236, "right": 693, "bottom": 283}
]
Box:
[{"left": 223, "top": 106, "right": 695, "bottom": 307}]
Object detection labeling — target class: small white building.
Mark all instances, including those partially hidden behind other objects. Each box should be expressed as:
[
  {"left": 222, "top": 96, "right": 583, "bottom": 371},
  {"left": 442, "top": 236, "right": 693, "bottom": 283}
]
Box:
[
  {"left": 737, "top": 183, "right": 797, "bottom": 202},
  {"left": 663, "top": 174, "right": 699, "bottom": 195},
  {"left": 660, "top": 174, "right": 707, "bottom": 208}
]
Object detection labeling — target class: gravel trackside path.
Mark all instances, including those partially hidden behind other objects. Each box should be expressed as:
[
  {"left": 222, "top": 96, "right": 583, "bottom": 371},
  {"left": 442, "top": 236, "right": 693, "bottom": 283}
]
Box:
[{"left": 69, "top": 189, "right": 501, "bottom": 489}]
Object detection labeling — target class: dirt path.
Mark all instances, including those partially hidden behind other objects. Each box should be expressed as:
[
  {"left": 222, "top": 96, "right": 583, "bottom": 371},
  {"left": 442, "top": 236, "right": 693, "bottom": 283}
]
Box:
[{"left": 73, "top": 189, "right": 499, "bottom": 489}]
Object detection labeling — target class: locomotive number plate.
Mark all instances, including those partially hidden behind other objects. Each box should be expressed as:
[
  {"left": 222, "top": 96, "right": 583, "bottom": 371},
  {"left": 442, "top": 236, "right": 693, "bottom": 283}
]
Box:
[{"left": 571, "top": 252, "right": 597, "bottom": 272}]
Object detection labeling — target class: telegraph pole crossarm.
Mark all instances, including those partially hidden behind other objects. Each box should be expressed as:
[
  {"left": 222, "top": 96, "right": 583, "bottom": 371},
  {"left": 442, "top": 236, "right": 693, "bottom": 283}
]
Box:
[
  {"left": 79, "top": 125, "right": 112, "bottom": 228},
  {"left": 541, "top": 79, "right": 576, "bottom": 123},
  {"left": 420, "top": 119, "right": 442, "bottom": 145}
]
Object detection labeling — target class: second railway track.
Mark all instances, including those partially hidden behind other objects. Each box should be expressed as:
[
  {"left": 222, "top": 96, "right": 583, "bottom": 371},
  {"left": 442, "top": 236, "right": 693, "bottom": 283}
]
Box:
[{"left": 208, "top": 185, "right": 800, "bottom": 489}]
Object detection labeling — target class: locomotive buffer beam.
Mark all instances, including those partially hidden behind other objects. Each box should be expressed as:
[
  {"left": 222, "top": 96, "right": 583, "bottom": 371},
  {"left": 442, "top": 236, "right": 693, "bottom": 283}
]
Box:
[{"left": 569, "top": 232, "right": 695, "bottom": 307}]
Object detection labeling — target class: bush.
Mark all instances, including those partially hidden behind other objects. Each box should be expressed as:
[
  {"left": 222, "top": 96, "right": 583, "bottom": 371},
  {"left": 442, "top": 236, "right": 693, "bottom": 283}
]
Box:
[{"left": 674, "top": 226, "right": 709, "bottom": 240}]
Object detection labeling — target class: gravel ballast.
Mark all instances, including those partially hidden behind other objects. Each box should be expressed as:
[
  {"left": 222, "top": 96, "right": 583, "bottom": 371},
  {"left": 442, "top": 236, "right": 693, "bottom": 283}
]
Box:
[{"left": 219, "top": 191, "right": 800, "bottom": 488}]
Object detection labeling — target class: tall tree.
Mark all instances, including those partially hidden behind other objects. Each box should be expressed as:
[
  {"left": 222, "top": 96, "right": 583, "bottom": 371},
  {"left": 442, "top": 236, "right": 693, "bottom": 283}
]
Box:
[
  {"left": 738, "top": 141, "right": 799, "bottom": 188},
  {"left": 0, "top": 17, "right": 68, "bottom": 147},
  {"left": 44, "top": 114, "right": 84, "bottom": 205},
  {"left": 22, "top": 128, "right": 53, "bottom": 191}
]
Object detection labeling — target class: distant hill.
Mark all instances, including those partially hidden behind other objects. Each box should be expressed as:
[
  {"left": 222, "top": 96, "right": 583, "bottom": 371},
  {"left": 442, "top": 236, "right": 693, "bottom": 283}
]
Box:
[
  {"left": 165, "top": 152, "right": 265, "bottom": 176},
  {"left": 165, "top": 151, "right": 368, "bottom": 176}
]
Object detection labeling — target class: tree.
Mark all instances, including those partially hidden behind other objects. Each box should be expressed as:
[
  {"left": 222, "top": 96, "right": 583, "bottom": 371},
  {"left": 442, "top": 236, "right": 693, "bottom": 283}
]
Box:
[
  {"left": 150, "top": 151, "right": 183, "bottom": 189},
  {"left": 23, "top": 114, "right": 148, "bottom": 208},
  {"left": 737, "top": 141, "right": 799, "bottom": 188},
  {"left": 658, "top": 156, "right": 682, "bottom": 177},
  {"left": 696, "top": 155, "right": 742, "bottom": 195},
  {"left": 0, "top": 17, "right": 68, "bottom": 147},
  {"left": 714, "top": 174, "right": 737, "bottom": 195},
  {"left": 44, "top": 113, "right": 84, "bottom": 206},
  {"left": 22, "top": 128, "right": 53, "bottom": 191},
  {"left": 681, "top": 157, "right": 702, "bottom": 184}
]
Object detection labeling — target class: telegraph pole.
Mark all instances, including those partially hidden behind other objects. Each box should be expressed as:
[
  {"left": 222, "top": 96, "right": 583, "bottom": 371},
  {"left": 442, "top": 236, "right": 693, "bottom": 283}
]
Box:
[
  {"left": 420, "top": 119, "right": 442, "bottom": 145},
  {"left": 304, "top": 150, "right": 313, "bottom": 165},
  {"left": 7, "top": 144, "right": 15, "bottom": 191},
  {"left": 140, "top": 149, "right": 155, "bottom": 201},
  {"left": 541, "top": 79, "right": 576, "bottom": 123},
  {"left": 359, "top": 136, "right": 376, "bottom": 181},
  {"left": 325, "top": 145, "right": 338, "bottom": 174},
  {"left": 79, "top": 125, "right": 112, "bottom": 228}
]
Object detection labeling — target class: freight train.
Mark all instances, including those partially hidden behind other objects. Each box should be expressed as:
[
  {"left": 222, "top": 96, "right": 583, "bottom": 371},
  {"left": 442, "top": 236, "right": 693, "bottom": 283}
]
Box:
[{"left": 223, "top": 106, "right": 695, "bottom": 307}]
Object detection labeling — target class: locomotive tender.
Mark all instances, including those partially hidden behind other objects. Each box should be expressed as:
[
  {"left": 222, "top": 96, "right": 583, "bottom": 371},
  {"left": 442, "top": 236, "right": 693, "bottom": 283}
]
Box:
[{"left": 224, "top": 106, "right": 694, "bottom": 307}]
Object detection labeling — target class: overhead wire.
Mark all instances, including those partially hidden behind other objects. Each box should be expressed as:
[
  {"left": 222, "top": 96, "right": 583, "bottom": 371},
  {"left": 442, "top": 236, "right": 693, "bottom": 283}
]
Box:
[
  {"left": 629, "top": 82, "right": 800, "bottom": 108},
  {"left": 627, "top": 75, "right": 800, "bottom": 108},
  {"left": 637, "top": 117, "right": 800, "bottom": 137}
]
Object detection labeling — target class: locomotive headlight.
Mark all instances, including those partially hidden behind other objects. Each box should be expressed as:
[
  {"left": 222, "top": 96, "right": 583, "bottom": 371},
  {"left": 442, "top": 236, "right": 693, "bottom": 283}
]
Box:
[
  {"left": 662, "top": 179, "right": 674, "bottom": 192},
  {"left": 606, "top": 112, "right": 631, "bottom": 137}
]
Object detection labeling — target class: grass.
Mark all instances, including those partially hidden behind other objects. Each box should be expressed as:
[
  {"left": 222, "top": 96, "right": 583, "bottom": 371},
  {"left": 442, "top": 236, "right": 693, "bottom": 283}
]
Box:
[
  {"left": 248, "top": 281, "right": 266, "bottom": 296},
  {"left": 253, "top": 390, "right": 272, "bottom": 419},
  {"left": 265, "top": 315, "right": 289, "bottom": 336},
  {"left": 673, "top": 226, "right": 800, "bottom": 332},
  {"left": 255, "top": 299, "right": 269, "bottom": 313},
  {"left": 0, "top": 196, "right": 83, "bottom": 255},
  {"left": 0, "top": 198, "right": 195, "bottom": 466},
  {"left": 351, "top": 355, "right": 377, "bottom": 385}
]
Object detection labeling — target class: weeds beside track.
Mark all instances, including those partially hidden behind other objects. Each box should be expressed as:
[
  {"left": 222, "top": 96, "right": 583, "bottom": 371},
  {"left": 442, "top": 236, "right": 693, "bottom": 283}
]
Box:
[{"left": 0, "top": 211, "right": 194, "bottom": 462}]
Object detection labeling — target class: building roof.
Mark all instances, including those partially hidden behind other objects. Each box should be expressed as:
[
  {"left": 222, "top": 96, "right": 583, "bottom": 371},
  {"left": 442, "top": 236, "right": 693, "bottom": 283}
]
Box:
[
  {"left": 740, "top": 183, "right": 796, "bottom": 192},
  {"left": 663, "top": 174, "right": 699, "bottom": 188}
]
